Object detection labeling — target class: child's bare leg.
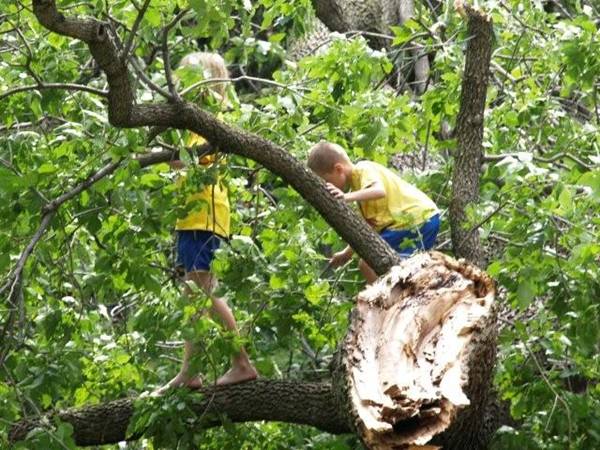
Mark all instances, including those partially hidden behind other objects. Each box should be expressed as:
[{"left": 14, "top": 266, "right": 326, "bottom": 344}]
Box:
[
  {"left": 358, "top": 259, "right": 378, "bottom": 284},
  {"left": 156, "top": 278, "right": 204, "bottom": 393},
  {"left": 158, "top": 341, "right": 204, "bottom": 392},
  {"left": 187, "top": 271, "right": 257, "bottom": 385}
]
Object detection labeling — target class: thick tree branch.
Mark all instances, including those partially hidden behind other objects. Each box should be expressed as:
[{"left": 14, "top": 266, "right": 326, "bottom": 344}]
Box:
[
  {"left": 9, "top": 380, "right": 350, "bottom": 446},
  {"left": 449, "top": 2, "right": 493, "bottom": 266},
  {"left": 31, "top": 0, "right": 400, "bottom": 275}
]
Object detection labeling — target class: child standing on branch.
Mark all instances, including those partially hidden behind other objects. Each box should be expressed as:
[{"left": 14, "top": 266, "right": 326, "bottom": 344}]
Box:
[
  {"left": 307, "top": 142, "right": 440, "bottom": 284},
  {"left": 159, "top": 52, "right": 257, "bottom": 393}
]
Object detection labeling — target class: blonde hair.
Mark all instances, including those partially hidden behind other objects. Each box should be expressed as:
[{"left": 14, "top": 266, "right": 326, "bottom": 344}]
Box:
[
  {"left": 307, "top": 142, "right": 351, "bottom": 175},
  {"left": 178, "top": 52, "right": 229, "bottom": 100}
]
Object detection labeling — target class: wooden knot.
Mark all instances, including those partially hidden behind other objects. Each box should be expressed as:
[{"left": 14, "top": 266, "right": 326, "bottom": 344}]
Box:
[{"left": 96, "top": 23, "right": 106, "bottom": 41}]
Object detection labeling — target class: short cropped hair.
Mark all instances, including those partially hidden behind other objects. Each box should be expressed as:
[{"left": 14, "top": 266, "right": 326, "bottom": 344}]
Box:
[
  {"left": 179, "top": 52, "right": 229, "bottom": 98},
  {"left": 307, "top": 142, "right": 350, "bottom": 174}
]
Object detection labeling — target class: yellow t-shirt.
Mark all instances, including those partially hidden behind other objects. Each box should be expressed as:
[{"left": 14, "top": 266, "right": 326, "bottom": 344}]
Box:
[
  {"left": 350, "top": 160, "right": 438, "bottom": 231},
  {"left": 175, "top": 133, "right": 230, "bottom": 237}
]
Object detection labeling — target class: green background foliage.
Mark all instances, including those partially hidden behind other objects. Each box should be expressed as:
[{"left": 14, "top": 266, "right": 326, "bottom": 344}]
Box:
[{"left": 1, "top": 0, "right": 599, "bottom": 448}]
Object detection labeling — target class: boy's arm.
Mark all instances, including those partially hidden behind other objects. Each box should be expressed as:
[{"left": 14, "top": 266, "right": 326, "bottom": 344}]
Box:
[
  {"left": 326, "top": 181, "right": 386, "bottom": 202},
  {"left": 168, "top": 159, "right": 185, "bottom": 169},
  {"left": 168, "top": 142, "right": 214, "bottom": 170},
  {"left": 330, "top": 244, "right": 353, "bottom": 267}
]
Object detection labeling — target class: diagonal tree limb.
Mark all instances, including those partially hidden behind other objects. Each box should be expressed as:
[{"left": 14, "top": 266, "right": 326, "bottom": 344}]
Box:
[{"left": 31, "top": 0, "right": 401, "bottom": 275}]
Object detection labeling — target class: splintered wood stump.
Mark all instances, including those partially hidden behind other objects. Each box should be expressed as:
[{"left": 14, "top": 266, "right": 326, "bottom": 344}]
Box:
[{"left": 335, "top": 251, "right": 496, "bottom": 449}]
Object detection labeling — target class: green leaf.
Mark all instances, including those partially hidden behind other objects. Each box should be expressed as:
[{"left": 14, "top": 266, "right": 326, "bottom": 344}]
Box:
[
  {"left": 145, "top": 7, "right": 162, "bottom": 27},
  {"left": 578, "top": 170, "right": 600, "bottom": 200},
  {"left": 38, "top": 163, "right": 57, "bottom": 174},
  {"left": 516, "top": 279, "right": 535, "bottom": 309},
  {"left": 304, "top": 282, "right": 329, "bottom": 306},
  {"left": 269, "top": 274, "right": 285, "bottom": 289}
]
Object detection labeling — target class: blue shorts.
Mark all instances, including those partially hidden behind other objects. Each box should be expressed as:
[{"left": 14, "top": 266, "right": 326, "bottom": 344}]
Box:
[
  {"left": 176, "top": 230, "right": 222, "bottom": 272},
  {"left": 380, "top": 214, "right": 440, "bottom": 258}
]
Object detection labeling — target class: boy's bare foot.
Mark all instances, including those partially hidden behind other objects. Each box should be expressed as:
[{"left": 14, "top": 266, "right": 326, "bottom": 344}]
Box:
[
  {"left": 216, "top": 364, "right": 258, "bottom": 385},
  {"left": 152, "top": 374, "right": 203, "bottom": 396},
  {"left": 184, "top": 375, "right": 204, "bottom": 390}
]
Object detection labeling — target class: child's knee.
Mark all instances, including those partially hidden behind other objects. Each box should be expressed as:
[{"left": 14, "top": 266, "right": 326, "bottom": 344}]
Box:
[
  {"left": 185, "top": 271, "right": 216, "bottom": 295},
  {"left": 358, "top": 259, "right": 378, "bottom": 284},
  {"left": 358, "top": 259, "right": 368, "bottom": 272}
]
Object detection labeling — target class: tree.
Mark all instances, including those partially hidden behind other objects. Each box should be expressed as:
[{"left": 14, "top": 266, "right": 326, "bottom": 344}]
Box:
[{"left": 2, "top": 0, "right": 599, "bottom": 449}]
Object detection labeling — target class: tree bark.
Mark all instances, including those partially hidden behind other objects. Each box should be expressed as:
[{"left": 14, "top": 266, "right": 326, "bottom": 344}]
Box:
[
  {"left": 9, "top": 381, "right": 350, "bottom": 446},
  {"left": 449, "top": 3, "right": 493, "bottom": 267},
  {"left": 311, "top": 0, "right": 430, "bottom": 94},
  {"left": 383, "top": 0, "right": 431, "bottom": 94}
]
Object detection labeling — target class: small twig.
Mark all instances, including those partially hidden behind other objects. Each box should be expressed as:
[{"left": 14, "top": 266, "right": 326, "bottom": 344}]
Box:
[
  {"left": 593, "top": 83, "right": 599, "bottom": 125},
  {"left": 457, "top": 200, "right": 511, "bottom": 251},
  {"left": 179, "top": 75, "right": 341, "bottom": 113},
  {"left": 484, "top": 152, "right": 592, "bottom": 171},
  {"left": 499, "top": 1, "right": 548, "bottom": 39},
  {"left": 129, "top": 57, "right": 171, "bottom": 99},
  {"left": 121, "top": 0, "right": 150, "bottom": 62},
  {"left": 0, "top": 115, "right": 69, "bottom": 133},
  {"left": 523, "top": 339, "right": 573, "bottom": 444},
  {"left": 162, "top": 8, "right": 190, "bottom": 101},
  {"left": 491, "top": 60, "right": 522, "bottom": 83},
  {"left": 179, "top": 75, "right": 310, "bottom": 97},
  {"left": 547, "top": 0, "right": 573, "bottom": 19},
  {"left": 423, "top": 120, "right": 431, "bottom": 171},
  {"left": 343, "top": 29, "right": 395, "bottom": 41},
  {"left": 0, "top": 82, "right": 108, "bottom": 101},
  {"left": 12, "top": 22, "right": 43, "bottom": 85}
]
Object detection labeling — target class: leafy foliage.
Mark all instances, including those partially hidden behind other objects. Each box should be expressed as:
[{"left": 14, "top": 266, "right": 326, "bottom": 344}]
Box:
[{"left": 1, "top": 0, "right": 599, "bottom": 449}]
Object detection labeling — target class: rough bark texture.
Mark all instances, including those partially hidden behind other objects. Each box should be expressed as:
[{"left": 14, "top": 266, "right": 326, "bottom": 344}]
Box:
[
  {"left": 312, "top": 0, "right": 382, "bottom": 37},
  {"left": 449, "top": 4, "right": 493, "bottom": 267},
  {"left": 334, "top": 251, "right": 496, "bottom": 449},
  {"left": 382, "top": 0, "right": 430, "bottom": 94},
  {"left": 9, "top": 381, "right": 349, "bottom": 446},
  {"left": 310, "top": 0, "right": 430, "bottom": 93},
  {"left": 31, "top": 0, "right": 400, "bottom": 276}
]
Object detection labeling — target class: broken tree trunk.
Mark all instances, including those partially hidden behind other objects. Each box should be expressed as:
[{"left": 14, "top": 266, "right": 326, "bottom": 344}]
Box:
[
  {"left": 11, "top": 252, "right": 495, "bottom": 448},
  {"left": 334, "top": 251, "right": 496, "bottom": 449}
]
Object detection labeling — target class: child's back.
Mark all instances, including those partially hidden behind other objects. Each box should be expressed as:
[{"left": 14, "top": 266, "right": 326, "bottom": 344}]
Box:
[
  {"left": 307, "top": 141, "right": 440, "bottom": 283},
  {"left": 350, "top": 160, "right": 438, "bottom": 231}
]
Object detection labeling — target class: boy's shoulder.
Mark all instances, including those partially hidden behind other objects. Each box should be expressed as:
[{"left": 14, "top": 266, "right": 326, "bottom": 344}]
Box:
[
  {"left": 354, "top": 159, "right": 381, "bottom": 171},
  {"left": 355, "top": 159, "right": 398, "bottom": 178}
]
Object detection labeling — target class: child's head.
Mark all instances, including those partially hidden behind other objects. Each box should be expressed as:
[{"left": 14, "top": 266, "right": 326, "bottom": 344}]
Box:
[
  {"left": 178, "top": 52, "right": 229, "bottom": 105},
  {"left": 307, "top": 142, "right": 353, "bottom": 190}
]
